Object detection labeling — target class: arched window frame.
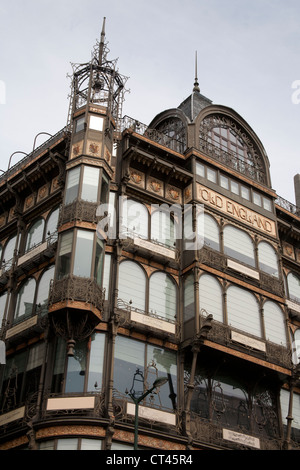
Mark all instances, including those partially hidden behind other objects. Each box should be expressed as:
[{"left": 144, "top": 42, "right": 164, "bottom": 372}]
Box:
[
  {"left": 223, "top": 224, "right": 256, "bottom": 268},
  {"left": 198, "top": 212, "right": 220, "bottom": 251},
  {"left": 263, "top": 300, "right": 287, "bottom": 347},
  {"left": 149, "top": 270, "right": 177, "bottom": 322},
  {"left": 287, "top": 272, "right": 300, "bottom": 303},
  {"left": 25, "top": 217, "right": 46, "bottom": 253},
  {"left": 14, "top": 277, "right": 37, "bottom": 323},
  {"left": 258, "top": 241, "right": 279, "bottom": 278},
  {"left": 199, "top": 273, "right": 223, "bottom": 323},
  {"left": 36, "top": 265, "right": 55, "bottom": 316},
  {"left": 226, "top": 284, "right": 262, "bottom": 338}
]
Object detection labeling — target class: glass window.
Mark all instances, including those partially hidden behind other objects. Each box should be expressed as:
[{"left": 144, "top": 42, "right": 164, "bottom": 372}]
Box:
[
  {"left": 184, "top": 274, "right": 194, "bottom": 322},
  {"left": 196, "top": 162, "right": 205, "bottom": 177},
  {"left": 263, "top": 197, "right": 272, "bottom": 211},
  {"left": 26, "top": 218, "right": 45, "bottom": 252},
  {"left": 118, "top": 261, "right": 146, "bottom": 310},
  {"left": 241, "top": 185, "right": 250, "bottom": 200},
  {"left": 149, "top": 272, "right": 177, "bottom": 321},
  {"left": 3, "top": 235, "right": 17, "bottom": 265},
  {"left": 230, "top": 180, "right": 239, "bottom": 195},
  {"left": 207, "top": 168, "right": 216, "bottom": 183},
  {"left": 227, "top": 286, "right": 261, "bottom": 337},
  {"left": 220, "top": 174, "right": 229, "bottom": 190},
  {"left": 287, "top": 272, "right": 300, "bottom": 303},
  {"left": 73, "top": 230, "right": 94, "bottom": 278},
  {"left": 81, "top": 166, "right": 100, "bottom": 202},
  {"left": 146, "top": 345, "right": 177, "bottom": 410},
  {"left": 75, "top": 117, "right": 85, "bottom": 132},
  {"left": 113, "top": 336, "right": 145, "bottom": 396},
  {"left": 14, "top": 277, "right": 36, "bottom": 321},
  {"left": 81, "top": 439, "right": 102, "bottom": 450},
  {"left": 253, "top": 191, "right": 262, "bottom": 206},
  {"left": 199, "top": 274, "right": 223, "bottom": 323},
  {"left": 87, "top": 333, "right": 105, "bottom": 392},
  {"left": 36, "top": 266, "right": 55, "bottom": 316},
  {"left": 102, "top": 253, "right": 111, "bottom": 299},
  {"left": 100, "top": 173, "right": 109, "bottom": 205},
  {"left": 0, "top": 291, "right": 8, "bottom": 327},
  {"left": 198, "top": 213, "right": 220, "bottom": 250},
  {"left": 223, "top": 225, "right": 255, "bottom": 267},
  {"left": 57, "top": 439, "right": 79, "bottom": 450},
  {"left": 57, "top": 231, "right": 73, "bottom": 279},
  {"left": 0, "top": 244, "right": 2, "bottom": 264},
  {"left": 46, "top": 207, "right": 59, "bottom": 238},
  {"left": 94, "top": 238, "right": 104, "bottom": 285},
  {"left": 121, "top": 199, "right": 148, "bottom": 239},
  {"left": 65, "top": 340, "right": 87, "bottom": 393},
  {"left": 263, "top": 301, "right": 287, "bottom": 346},
  {"left": 89, "top": 115, "right": 103, "bottom": 131},
  {"left": 258, "top": 242, "right": 279, "bottom": 277},
  {"left": 151, "top": 210, "right": 176, "bottom": 248},
  {"left": 65, "top": 166, "right": 80, "bottom": 205}
]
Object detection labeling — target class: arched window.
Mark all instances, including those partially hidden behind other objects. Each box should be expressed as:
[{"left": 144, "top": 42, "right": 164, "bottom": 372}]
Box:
[
  {"left": 154, "top": 117, "right": 186, "bottom": 153},
  {"left": 263, "top": 301, "right": 287, "bottom": 346},
  {"left": 118, "top": 261, "right": 146, "bottom": 311},
  {"left": 3, "top": 235, "right": 17, "bottom": 265},
  {"left": 26, "top": 218, "right": 45, "bottom": 252},
  {"left": 0, "top": 291, "right": 8, "bottom": 326},
  {"left": 149, "top": 272, "right": 177, "bottom": 321},
  {"left": 258, "top": 242, "right": 279, "bottom": 277},
  {"left": 46, "top": 207, "right": 59, "bottom": 239},
  {"left": 292, "top": 329, "right": 300, "bottom": 365},
  {"left": 151, "top": 210, "right": 176, "bottom": 247},
  {"left": 14, "top": 277, "right": 36, "bottom": 322},
  {"left": 287, "top": 272, "right": 300, "bottom": 303},
  {"left": 36, "top": 266, "right": 55, "bottom": 315},
  {"left": 224, "top": 225, "right": 255, "bottom": 267},
  {"left": 198, "top": 213, "right": 220, "bottom": 251},
  {"left": 199, "top": 274, "right": 223, "bottom": 323},
  {"left": 227, "top": 285, "right": 261, "bottom": 337},
  {"left": 121, "top": 199, "right": 148, "bottom": 239}
]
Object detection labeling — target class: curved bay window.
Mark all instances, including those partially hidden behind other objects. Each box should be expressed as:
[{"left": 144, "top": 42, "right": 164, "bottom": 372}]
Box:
[
  {"left": 64, "top": 165, "right": 109, "bottom": 205},
  {"left": 118, "top": 260, "right": 177, "bottom": 322},
  {"left": 56, "top": 229, "right": 104, "bottom": 285},
  {"left": 224, "top": 224, "right": 255, "bottom": 267}
]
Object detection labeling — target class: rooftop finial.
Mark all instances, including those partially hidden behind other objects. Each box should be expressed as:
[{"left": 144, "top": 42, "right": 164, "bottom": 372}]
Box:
[
  {"left": 98, "top": 17, "right": 106, "bottom": 65},
  {"left": 193, "top": 51, "right": 200, "bottom": 93}
]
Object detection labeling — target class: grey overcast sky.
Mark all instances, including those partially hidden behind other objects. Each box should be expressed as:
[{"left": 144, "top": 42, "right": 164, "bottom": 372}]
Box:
[{"left": 0, "top": 0, "right": 299, "bottom": 204}]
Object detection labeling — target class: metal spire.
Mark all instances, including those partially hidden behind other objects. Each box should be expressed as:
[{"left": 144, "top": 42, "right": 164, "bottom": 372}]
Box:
[
  {"left": 193, "top": 51, "right": 200, "bottom": 93},
  {"left": 98, "top": 17, "right": 106, "bottom": 65}
]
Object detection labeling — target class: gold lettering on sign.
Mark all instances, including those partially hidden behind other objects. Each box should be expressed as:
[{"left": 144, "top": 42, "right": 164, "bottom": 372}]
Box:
[{"left": 197, "top": 184, "right": 276, "bottom": 237}]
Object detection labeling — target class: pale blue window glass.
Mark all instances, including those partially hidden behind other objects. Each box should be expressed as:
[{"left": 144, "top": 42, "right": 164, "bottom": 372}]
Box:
[
  {"left": 149, "top": 272, "right": 176, "bottom": 321},
  {"left": 118, "top": 261, "right": 146, "bottom": 310}
]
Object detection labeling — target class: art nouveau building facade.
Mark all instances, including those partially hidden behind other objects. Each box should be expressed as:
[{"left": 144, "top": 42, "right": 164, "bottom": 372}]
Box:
[{"left": 0, "top": 23, "right": 299, "bottom": 450}]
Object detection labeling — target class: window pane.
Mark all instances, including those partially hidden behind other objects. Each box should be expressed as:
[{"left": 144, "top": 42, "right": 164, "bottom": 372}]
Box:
[
  {"left": 65, "top": 340, "right": 87, "bottom": 393},
  {"left": 230, "top": 180, "right": 239, "bottom": 195},
  {"left": 0, "top": 291, "right": 8, "bottom": 326},
  {"left": 258, "top": 242, "right": 278, "bottom": 277},
  {"left": 227, "top": 286, "right": 261, "bottom": 337},
  {"left": 3, "top": 235, "right": 17, "bottom": 264},
  {"left": 65, "top": 166, "right": 80, "bottom": 204},
  {"left": 81, "top": 166, "right": 100, "bottom": 202},
  {"left": 146, "top": 345, "right": 177, "bottom": 410},
  {"left": 75, "top": 116, "right": 85, "bottom": 132},
  {"left": 207, "top": 168, "right": 216, "bottom": 182},
  {"left": 14, "top": 278, "right": 36, "bottom": 321},
  {"left": 36, "top": 266, "right": 55, "bottom": 315},
  {"left": 196, "top": 162, "right": 205, "bottom": 177},
  {"left": 220, "top": 174, "right": 229, "bottom": 189},
  {"left": 241, "top": 185, "right": 250, "bottom": 200},
  {"left": 121, "top": 199, "right": 148, "bottom": 239},
  {"left": 149, "top": 272, "right": 176, "bottom": 321},
  {"left": 118, "top": 261, "right": 146, "bottom": 310},
  {"left": 253, "top": 191, "right": 262, "bottom": 206},
  {"left": 57, "top": 231, "right": 73, "bottom": 279},
  {"left": 51, "top": 337, "right": 66, "bottom": 394},
  {"left": 263, "top": 301, "right": 287, "bottom": 346},
  {"left": 198, "top": 213, "right": 219, "bottom": 250},
  {"left": 100, "top": 173, "right": 109, "bottom": 204},
  {"left": 94, "top": 238, "right": 104, "bottom": 285},
  {"left": 287, "top": 273, "right": 300, "bottom": 302},
  {"left": 87, "top": 333, "right": 105, "bottom": 392},
  {"left": 263, "top": 197, "right": 272, "bottom": 211},
  {"left": 184, "top": 274, "right": 194, "bottom": 321},
  {"left": 151, "top": 210, "right": 175, "bottom": 247},
  {"left": 199, "top": 274, "right": 223, "bottom": 323},
  {"left": 81, "top": 438, "right": 102, "bottom": 450},
  {"left": 46, "top": 207, "right": 59, "bottom": 238},
  {"left": 89, "top": 115, "right": 103, "bottom": 131},
  {"left": 26, "top": 218, "right": 45, "bottom": 251},
  {"left": 114, "top": 336, "right": 145, "bottom": 395},
  {"left": 103, "top": 253, "right": 111, "bottom": 299},
  {"left": 57, "top": 438, "right": 78, "bottom": 450},
  {"left": 73, "top": 230, "right": 94, "bottom": 277},
  {"left": 224, "top": 225, "right": 255, "bottom": 267}
]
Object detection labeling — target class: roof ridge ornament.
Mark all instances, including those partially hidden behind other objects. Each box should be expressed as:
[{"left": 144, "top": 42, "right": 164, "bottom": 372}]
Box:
[
  {"left": 193, "top": 51, "right": 200, "bottom": 93},
  {"left": 98, "top": 17, "right": 106, "bottom": 66}
]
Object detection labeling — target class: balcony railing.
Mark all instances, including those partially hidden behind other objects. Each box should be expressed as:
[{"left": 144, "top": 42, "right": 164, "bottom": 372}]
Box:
[{"left": 275, "top": 194, "right": 300, "bottom": 217}]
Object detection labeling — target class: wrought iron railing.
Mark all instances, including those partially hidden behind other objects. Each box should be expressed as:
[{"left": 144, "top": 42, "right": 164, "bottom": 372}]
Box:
[{"left": 275, "top": 194, "right": 300, "bottom": 217}]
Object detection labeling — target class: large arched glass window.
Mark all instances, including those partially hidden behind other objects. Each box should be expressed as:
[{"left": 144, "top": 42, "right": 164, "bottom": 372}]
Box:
[
  {"left": 224, "top": 225, "right": 255, "bottom": 267},
  {"left": 198, "top": 213, "right": 220, "bottom": 251},
  {"left": 14, "top": 277, "right": 36, "bottom": 322},
  {"left": 199, "top": 274, "right": 223, "bottom": 323},
  {"left": 26, "top": 218, "right": 45, "bottom": 252},
  {"left": 151, "top": 210, "right": 176, "bottom": 248},
  {"left": 118, "top": 261, "right": 146, "bottom": 311},
  {"left": 149, "top": 272, "right": 177, "bottom": 321},
  {"left": 155, "top": 117, "right": 186, "bottom": 153},
  {"left": 36, "top": 266, "right": 55, "bottom": 315},
  {"left": 258, "top": 242, "right": 279, "bottom": 277},
  {"left": 227, "top": 285, "right": 261, "bottom": 337},
  {"left": 263, "top": 301, "right": 287, "bottom": 346},
  {"left": 46, "top": 207, "right": 59, "bottom": 239},
  {"left": 121, "top": 199, "right": 148, "bottom": 239},
  {"left": 287, "top": 272, "right": 300, "bottom": 303}
]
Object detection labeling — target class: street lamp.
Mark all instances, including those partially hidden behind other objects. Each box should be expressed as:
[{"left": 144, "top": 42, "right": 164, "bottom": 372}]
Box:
[{"left": 126, "top": 370, "right": 168, "bottom": 450}]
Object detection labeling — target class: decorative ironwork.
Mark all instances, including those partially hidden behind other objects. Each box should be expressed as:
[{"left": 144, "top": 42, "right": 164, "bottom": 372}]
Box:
[
  {"left": 49, "top": 275, "right": 104, "bottom": 311},
  {"left": 275, "top": 195, "right": 300, "bottom": 217},
  {"left": 58, "top": 200, "right": 99, "bottom": 226}
]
